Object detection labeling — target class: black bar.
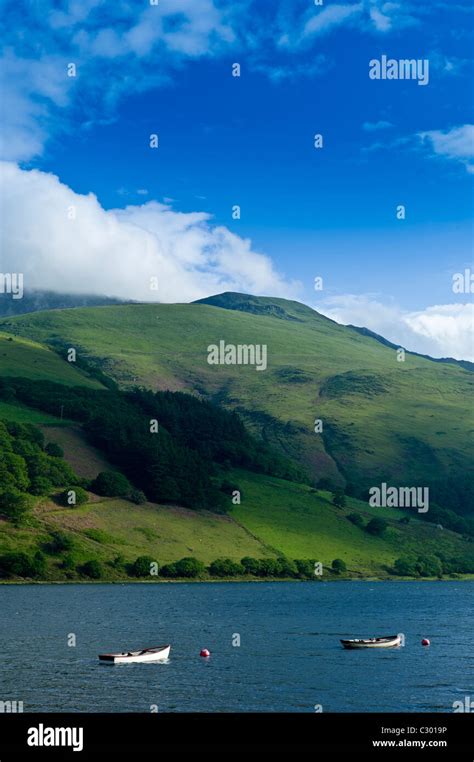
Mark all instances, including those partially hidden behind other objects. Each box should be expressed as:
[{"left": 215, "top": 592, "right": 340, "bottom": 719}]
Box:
[{"left": 0, "top": 713, "right": 472, "bottom": 757}]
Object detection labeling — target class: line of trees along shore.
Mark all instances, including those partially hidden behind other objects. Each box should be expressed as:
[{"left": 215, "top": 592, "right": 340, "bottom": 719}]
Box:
[{"left": 1, "top": 549, "right": 473, "bottom": 581}]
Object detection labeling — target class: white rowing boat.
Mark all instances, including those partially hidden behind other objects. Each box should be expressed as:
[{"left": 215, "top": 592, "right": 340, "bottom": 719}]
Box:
[
  {"left": 340, "top": 635, "right": 401, "bottom": 649},
  {"left": 98, "top": 644, "right": 171, "bottom": 664}
]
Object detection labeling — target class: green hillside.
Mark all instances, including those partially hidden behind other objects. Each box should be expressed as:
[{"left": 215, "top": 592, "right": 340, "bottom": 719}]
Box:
[
  {"left": 8, "top": 410, "right": 466, "bottom": 579},
  {"left": 233, "top": 472, "right": 472, "bottom": 574},
  {"left": 0, "top": 471, "right": 471, "bottom": 580},
  {"left": 0, "top": 401, "right": 68, "bottom": 426},
  {"left": 2, "top": 295, "right": 472, "bottom": 516},
  {"left": 0, "top": 332, "right": 103, "bottom": 389},
  {"left": 0, "top": 494, "right": 275, "bottom": 572},
  {"left": 0, "top": 293, "right": 472, "bottom": 582}
]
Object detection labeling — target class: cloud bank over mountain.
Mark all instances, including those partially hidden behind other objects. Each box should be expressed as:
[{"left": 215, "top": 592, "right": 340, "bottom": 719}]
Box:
[{"left": 1, "top": 162, "right": 296, "bottom": 303}]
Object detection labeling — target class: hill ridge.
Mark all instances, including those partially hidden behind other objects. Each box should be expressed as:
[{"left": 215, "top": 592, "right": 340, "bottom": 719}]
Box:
[{"left": 1, "top": 297, "right": 472, "bottom": 518}]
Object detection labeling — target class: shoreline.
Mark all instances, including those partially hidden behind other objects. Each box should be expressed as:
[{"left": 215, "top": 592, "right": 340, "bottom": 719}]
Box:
[{"left": 1, "top": 575, "right": 474, "bottom": 585}]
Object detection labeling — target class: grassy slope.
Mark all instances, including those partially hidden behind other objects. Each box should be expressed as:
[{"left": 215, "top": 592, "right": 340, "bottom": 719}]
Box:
[
  {"left": 0, "top": 470, "right": 471, "bottom": 579},
  {"left": 0, "top": 332, "right": 102, "bottom": 425},
  {"left": 0, "top": 300, "right": 472, "bottom": 579},
  {"left": 233, "top": 472, "right": 472, "bottom": 574},
  {"left": 0, "top": 407, "right": 470, "bottom": 579},
  {"left": 0, "top": 401, "right": 69, "bottom": 426},
  {"left": 2, "top": 300, "right": 472, "bottom": 492},
  {"left": 0, "top": 496, "right": 275, "bottom": 574},
  {"left": 0, "top": 332, "right": 102, "bottom": 388}
]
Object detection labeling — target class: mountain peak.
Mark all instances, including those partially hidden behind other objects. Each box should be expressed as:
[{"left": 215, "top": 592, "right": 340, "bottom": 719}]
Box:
[{"left": 193, "top": 291, "right": 321, "bottom": 323}]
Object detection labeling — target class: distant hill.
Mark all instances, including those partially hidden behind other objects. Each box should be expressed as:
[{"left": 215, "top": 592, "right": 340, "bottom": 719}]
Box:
[
  {"left": 0, "top": 290, "right": 129, "bottom": 318},
  {"left": 194, "top": 291, "right": 317, "bottom": 322},
  {"left": 198, "top": 292, "right": 473, "bottom": 372},
  {"left": 348, "top": 324, "right": 474, "bottom": 373}
]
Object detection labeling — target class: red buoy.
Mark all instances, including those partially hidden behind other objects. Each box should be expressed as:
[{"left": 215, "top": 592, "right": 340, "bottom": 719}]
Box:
[
  {"left": 421, "top": 638, "right": 430, "bottom": 646},
  {"left": 200, "top": 649, "right": 210, "bottom": 657}
]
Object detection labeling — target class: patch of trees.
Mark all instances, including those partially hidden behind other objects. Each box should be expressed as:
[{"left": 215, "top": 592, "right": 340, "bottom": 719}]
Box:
[
  {"left": 42, "top": 530, "right": 74, "bottom": 554},
  {"left": 0, "top": 379, "right": 305, "bottom": 513},
  {"left": 0, "top": 553, "right": 323, "bottom": 581},
  {"left": 128, "top": 555, "right": 157, "bottom": 577},
  {"left": 347, "top": 505, "right": 473, "bottom": 541},
  {"left": 331, "top": 558, "right": 347, "bottom": 573},
  {"left": 0, "top": 419, "right": 77, "bottom": 522},
  {"left": 79, "top": 559, "right": 103, "bottom": 579},
  {"left": 90, "top": 471, "right": 131, "bottom": 497},
  {"left": 86, "top": 413, "right": 229, "bottom": 511},
  {"left": 354, "top": 480, "right": 473, "bottom": 533},
  {"left": 56, "top": 486, "right": 89, "bottom": 507},
  {"left": 0, "top": 550, "right": 47, "bottom": 578},
  {"left": 160, "top": 557, "right": 207, "bottom": 578},
  {"left": 345, "top": 513, "right": 389, "bottom": 537},
  {"left": 427, "top": 504, "right": 474, "bottom": 537},
  {"left": 332, "top": 490, "right": 346, "bottom": 508},
  {"left": 45, "top": 442, "right": 64, "bottom": 458},
  {"left": 392, "top": 553, "right": 474, "bottom": 577},
  {"left": 131, "top": 389, "right": 305, "bottom": 481},
  {"left": 347, "top": 512, "right": 364, "bottom": 528},
  {"left": 209, "top": 558, "right": 244, "bottom": 577},
  {"left": 3, "top": 545, "right": 471, "bottom": 580},
  {"left": 366, "top": 517, "right": 388, "bottom": 536},
  {"left": 123, "top": 556, "right": 321, "bottom": 580}
]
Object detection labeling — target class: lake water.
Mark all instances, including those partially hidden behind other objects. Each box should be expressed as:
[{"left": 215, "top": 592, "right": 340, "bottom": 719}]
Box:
[{"left": 0, "top": 581, "right": 472, "bottom": 713}]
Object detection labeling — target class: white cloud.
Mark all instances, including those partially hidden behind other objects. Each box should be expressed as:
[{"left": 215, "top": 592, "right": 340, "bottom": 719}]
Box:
[
  {"left": 0, "top": 0, "right": 427, "bottom": 161},
  {"left": 418, "top": 124, "right": 474, "bottom": 173},
  {"left": 369, "top": 6, "right": 392, "bottom": 31},
  {"left": 0, "top": 50, "right": 72, "bottom": 162},
  {"left": 406, "top": 304, "right": 474, "bottom": 360},
  {"left": 0, "top": 0, "right": 237, "bottom": 162},
  {"left": 363, "top": 125, "right": 474, "bottom": 171},
  {"left": 316, "top": 294, "right": 474, "bottom": 361},
  {"left": 368, "top": 0, "right": 418, "bottom": 31},
  {"left": 0, "top": 162, "right": 298, "bottom": 303},
  {"left": 301, "top": 0, "right": 416, "bottom": 40},
  {"left": 303, "top": 4, "right": 362, "bottom": 38}
]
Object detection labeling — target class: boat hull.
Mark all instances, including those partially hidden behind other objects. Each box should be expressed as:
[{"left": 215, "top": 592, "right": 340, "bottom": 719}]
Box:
[
  {"left": 99, "top": 645, "right": 171, "bottom": 664},
  {"left": 340, "top": 635, "right": 401, "bottom": 649}
]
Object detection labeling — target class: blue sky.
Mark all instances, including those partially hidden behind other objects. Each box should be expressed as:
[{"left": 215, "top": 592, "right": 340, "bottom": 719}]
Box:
[{"left": 1, "top": 0, "right": 473, "bottom": 358}]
